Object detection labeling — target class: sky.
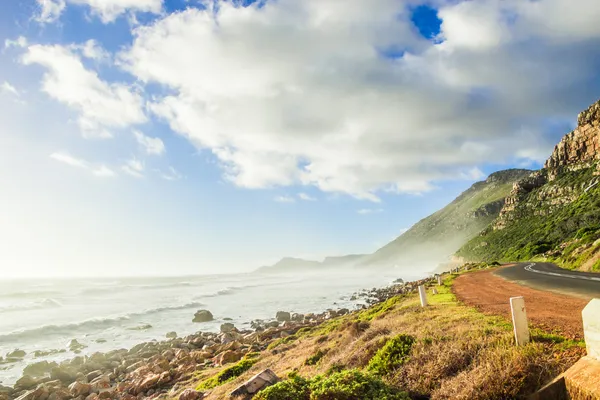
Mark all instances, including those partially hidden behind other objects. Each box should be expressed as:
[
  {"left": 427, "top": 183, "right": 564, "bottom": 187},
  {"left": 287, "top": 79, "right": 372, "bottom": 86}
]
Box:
[{"left": 1, "top": 0, "right": 600, "bottom": 278}]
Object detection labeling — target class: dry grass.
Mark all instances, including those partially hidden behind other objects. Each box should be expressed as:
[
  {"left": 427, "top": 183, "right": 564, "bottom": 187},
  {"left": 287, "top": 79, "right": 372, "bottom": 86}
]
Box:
[{"left": 186, "top": 277, "right": 584, "bottom": 399}]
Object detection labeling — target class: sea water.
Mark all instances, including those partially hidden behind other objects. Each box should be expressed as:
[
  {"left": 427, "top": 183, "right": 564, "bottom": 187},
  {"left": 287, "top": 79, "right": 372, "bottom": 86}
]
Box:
[{"left": 0, "top": 268, "right": 425, "bottom": 385}]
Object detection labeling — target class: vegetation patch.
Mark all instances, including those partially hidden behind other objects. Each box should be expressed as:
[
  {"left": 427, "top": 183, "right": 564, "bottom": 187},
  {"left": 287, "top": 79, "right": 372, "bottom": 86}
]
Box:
[
  {"left": 267, "top": 334, "right": 298, "bottom": 350},
  {"left": 367, "top": 334, "right": 414, "bottom": 375},
  {"left": 196, "top": 357, "right": 258, "bottom": 390},
  {"left": 305, "top": 349, "right": 327, "bottom": 366},
  {"left": 357, "top": 296, "right": 403, "bottom": 321},
  {"left": 254, "top": 373, "right": 311, "bottom": 400},
  {"left": 255, "top": 370, "right": 408, "bottom": 400}
]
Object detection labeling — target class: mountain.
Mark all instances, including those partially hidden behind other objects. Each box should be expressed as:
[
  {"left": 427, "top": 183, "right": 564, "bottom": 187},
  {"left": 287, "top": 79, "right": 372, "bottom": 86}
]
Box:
[
  {"left": 457, "top": 99, "right": 600, "bottom": 271},
  {"left": 257, "top": 255, "right": 366, "bottom": 273},
  {"left": 359, "top": 169, "right": 532, "bottom": 269}
]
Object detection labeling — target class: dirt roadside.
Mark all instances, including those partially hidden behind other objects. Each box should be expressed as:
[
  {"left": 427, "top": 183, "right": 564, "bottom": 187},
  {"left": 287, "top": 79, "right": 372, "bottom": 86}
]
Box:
[{"left": 453, "top": 267, "right": 589, "bottom": 340}]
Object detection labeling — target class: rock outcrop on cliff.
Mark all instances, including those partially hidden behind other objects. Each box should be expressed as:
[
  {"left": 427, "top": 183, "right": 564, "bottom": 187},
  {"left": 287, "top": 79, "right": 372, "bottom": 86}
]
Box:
[{"left": 458, "top": 98, "right": 600, "bottom": 271}]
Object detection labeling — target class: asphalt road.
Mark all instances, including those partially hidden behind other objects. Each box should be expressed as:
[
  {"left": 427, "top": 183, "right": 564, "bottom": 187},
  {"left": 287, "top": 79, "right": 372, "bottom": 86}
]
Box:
[{"left": 495, "top": 262, "right": 600, "bottom": 299}]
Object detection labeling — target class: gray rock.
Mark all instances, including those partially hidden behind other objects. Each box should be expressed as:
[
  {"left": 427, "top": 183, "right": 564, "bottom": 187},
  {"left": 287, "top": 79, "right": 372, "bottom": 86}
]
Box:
[
  {"left": 230, "top": 369, "right": 279, "bottom": 396},
  {"left": 67, "top": 339, "right": 86, "bottom": 352},
  {"left": 50, "top": 366, "right": 78, "bottom": 383},
  {"left": 192, "top": 310, "right": 214, "bottom": 323},
  {"left": 7, "top": 349, "right": 26, "bottom": 359},
  {"left": 23, "top": 361, "right": 58, "bottom": 377},
  {"left": 275, "top": 311, "right": 291, "bottom": 322},
  {"left": 166, "top": 332, "right": 177, "bottom": 339},
  {"left": 14, "top": 375, "right": 39, "bottom": 391},
  {"left": 178, "top": 389, "right": 203, "bottom": 400},
  {"left": 220, "top": 323, "right": 235, "bottom": 333}
]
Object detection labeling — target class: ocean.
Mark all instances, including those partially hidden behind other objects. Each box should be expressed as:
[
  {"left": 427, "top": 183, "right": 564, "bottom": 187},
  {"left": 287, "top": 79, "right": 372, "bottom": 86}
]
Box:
[{"left": 0, "top": 268, "right": 425, "bottom": 385}]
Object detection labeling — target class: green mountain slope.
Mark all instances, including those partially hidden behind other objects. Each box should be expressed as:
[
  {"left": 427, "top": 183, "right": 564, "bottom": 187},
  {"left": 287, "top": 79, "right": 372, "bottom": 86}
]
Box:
[
  {"left": 457, "top": 99, "right": 600, "bottom": 271},
  {"left": 361, "top": 169, "right": 532, "bottom": 268}
]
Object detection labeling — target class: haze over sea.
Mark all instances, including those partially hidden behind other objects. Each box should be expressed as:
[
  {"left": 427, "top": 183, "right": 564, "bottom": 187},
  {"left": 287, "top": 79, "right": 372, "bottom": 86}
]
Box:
[{"left": 0, "top": 268, "right": 425, "bottom": 385}]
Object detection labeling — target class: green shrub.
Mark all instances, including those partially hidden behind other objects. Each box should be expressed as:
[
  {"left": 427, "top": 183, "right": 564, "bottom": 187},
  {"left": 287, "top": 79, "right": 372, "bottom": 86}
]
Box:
[
  {"left": 255, "top": 370, "right": 407, "bottom": 400},
  {"left": 309, "top": 369, "right": 409, "bottom": 400},
  {"left": 305, "top": 349, "right": 327, "bottom": 366},
  {"left": 367, "top": 334, "right": 414, "bottom": 375},
  {"left": 196, "top": 358, "right": 258, "bottom": 390},
  {"left": 267, "top": 335, "right": 298, "bottom": 350},
  {"left": 325, "top": 363, "right": 345, "bottom": 375},
  {"left": 254, "top": 373, "right": 311, "bottom": 400}
]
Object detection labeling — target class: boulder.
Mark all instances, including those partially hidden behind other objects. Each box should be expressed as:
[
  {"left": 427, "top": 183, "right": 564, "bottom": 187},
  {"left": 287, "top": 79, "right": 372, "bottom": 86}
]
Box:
[
  {"left": 7, "top": 349, "right": 26, "bottom": 359},
  {"left": 23, "top": 361, "right": 59, "bottom": 377},
  {"left": 69, "top": 382, "right": 92, "bottom": 397},
  {"left": 86, "top": 370, "right": 103, "bottom": 382},
  {"left": 214, "top": 350, "right": 242, "bottom": 365},
  {"left": 166, "top": 332, "right": 178, "bottom": 339},
  {"left": 291, "top": 313, "right": 304, "bottom": 322},
  {"left": 275, "top": 311, "right": 291, "bottom": 322},
  {"left": 50, "top": 366, "right": 78, "bottom": 383},
  {"left": 220, "top": 323, "right": 235, "bottom": 333},
  {"left": 47, "top": 388, "right": 70, "bottom": 400},
  {"left": 67, "top": 339, "right": 86, "bottom": 352},
  {"left": 0, "top": 386, "right": 13, "bottom": 395},
  {"left": 178, "top": 389, "right": 203, "bottom": 400},
  {"left": 15, "top": 375, "right": 39, "bottom": 391},
  {"left": 89, "top": 374, "right": 111, "bottom": 393},
  {"left": 192, "top": 310, "right": 214, "bottom": 323},
  {"left": 230, "top": 369, "right": 279, "bottom": 397},
  {"left": 14, "top": 390, "right": 35, "bottom": 400}
]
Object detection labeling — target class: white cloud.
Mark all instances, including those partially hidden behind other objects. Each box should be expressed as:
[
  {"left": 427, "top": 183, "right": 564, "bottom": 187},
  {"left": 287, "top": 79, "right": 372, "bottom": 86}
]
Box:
[
  {"left": 298, "top": 192, "right": 316, "bottom": 201},
  {"left": 73, "top": 39, "right": 110, "bottom": 61},
  {"left": 274, "top": 195, "right": 295, "bottom": 203},
  {"left": 119, "top": 0, "right": 587, "bottom": 201},
  {"left": 22, "top": 44, "right": 146, "bottom": 139},
  {"left": 159, "top": 166, "right": 182, "bottom": 181},
  {"left": 34, "top": 0, "right": 162, "bottom": 24},
  {"left": 69, "top": 0, "right": 163, "bottom": 23},
  {"left": 357, "top": 208, "right": 384, "bottom": 215},
  {"left": 1, "top": 82, "right": 20, "bottom": 97},
  {"left": 122, "top": 158, "right": 144, "bottom": 178},
  {"left": 50, "top": 151, "right": 88, "bottom": 169},
  {"left": 4, "top": 36, "right": 28, "bottom": 49},
  {"left": 133, "top": 130, "right": 165, "bottom": 155},
  {"left": 35, "top": 0, "right": 66, "bottom": 23},
  {"left": 460, "top": 167, "right": 485, "bottom": 181},
  {"left": 24, "top": 0, "right": 600, "bottom": 200},
  {"left": 50, "top": 151, "right": 115, "bottom": 177}
]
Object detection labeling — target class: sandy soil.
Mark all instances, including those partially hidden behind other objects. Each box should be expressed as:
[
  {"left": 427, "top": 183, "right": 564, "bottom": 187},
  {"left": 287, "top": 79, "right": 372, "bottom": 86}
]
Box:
[{"left": 453, "top": 267, "right": 589, "bottom": 340}]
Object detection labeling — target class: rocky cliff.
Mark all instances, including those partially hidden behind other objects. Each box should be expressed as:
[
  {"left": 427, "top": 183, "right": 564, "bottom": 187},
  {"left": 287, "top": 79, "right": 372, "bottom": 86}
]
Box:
[
  {"left": 458, "top": 98, "right": 600, "bottom": 271},
  {"left": 545, "top": 101, "right": 600, "bottom": 177}
]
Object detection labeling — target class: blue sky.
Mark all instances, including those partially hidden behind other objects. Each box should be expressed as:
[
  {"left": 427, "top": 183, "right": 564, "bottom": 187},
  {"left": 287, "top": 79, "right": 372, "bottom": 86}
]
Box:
[{"left": 1, "top": 0, "right": 599, "bottom": 277}]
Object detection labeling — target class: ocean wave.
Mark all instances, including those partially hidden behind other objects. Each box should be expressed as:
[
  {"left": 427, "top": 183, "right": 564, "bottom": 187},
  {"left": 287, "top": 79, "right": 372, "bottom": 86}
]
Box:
[
  {"left": 0, "top": 300, "right": 205, "bottom": 343},
  {"left": 193, "top": 280, "right": 301, "bottom": 300},
  {"left": 0, "top": 290, "right": 62, "bottom": 300},
  {"left": 0, "top": 299, "right": 62, "bottom": 313},
  {"left": 80, "top": 282, "right": 195, "bottom": 296}
]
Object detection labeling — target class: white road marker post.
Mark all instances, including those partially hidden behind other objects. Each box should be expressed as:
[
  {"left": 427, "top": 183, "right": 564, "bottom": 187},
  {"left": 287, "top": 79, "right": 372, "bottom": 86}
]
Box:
[
  {"left": 419, "top": 285, "right": 428, "bottom": 307},
  {"left": 432, "top": 288, "right": 438, "bottom": 295},
  {"left": 510, "top": 296, "right": 530, "bottom": 346},
  {"left": 582, "top": 299, "right": 600, "bottom": 359},
  {"left": 437, "top": 275, "right": 443, "bottom": 285}
]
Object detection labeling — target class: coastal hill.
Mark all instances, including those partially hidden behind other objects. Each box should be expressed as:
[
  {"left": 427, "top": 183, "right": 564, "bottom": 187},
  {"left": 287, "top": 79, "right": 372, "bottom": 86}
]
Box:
[
  {"left": 359, "top": 169, "right": 531, "bottom": 269},
  {"left": 259, "top": 169, "right": 531, "bottom": 273},
  {"left": 458, "top": 98, "right": 600, "bottom": 271}
]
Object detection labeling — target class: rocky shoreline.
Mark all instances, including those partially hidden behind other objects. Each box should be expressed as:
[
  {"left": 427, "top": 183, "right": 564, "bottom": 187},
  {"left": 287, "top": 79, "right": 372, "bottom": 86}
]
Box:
[{"left": 0, "top": 274, "right": 436, "bottom": 400}]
